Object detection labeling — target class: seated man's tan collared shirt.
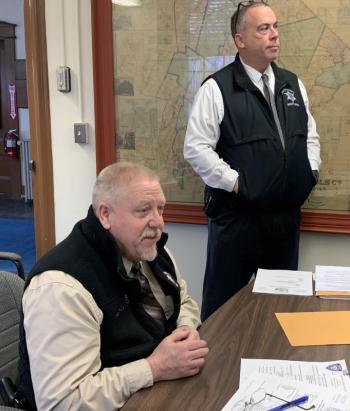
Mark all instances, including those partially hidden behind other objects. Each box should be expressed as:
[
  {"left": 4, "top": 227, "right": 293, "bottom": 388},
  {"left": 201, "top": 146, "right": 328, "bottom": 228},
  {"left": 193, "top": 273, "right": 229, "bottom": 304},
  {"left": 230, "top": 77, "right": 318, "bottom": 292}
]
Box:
[{"left": 23, "top": 247, "right": 201, "bottom": 411}]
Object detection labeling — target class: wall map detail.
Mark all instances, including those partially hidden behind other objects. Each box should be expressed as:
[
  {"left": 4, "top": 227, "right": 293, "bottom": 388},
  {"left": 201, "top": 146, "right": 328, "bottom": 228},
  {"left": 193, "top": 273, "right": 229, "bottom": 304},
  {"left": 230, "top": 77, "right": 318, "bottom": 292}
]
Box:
[{"left": 112, "top": 0, "right": 350, "bottom": 211}]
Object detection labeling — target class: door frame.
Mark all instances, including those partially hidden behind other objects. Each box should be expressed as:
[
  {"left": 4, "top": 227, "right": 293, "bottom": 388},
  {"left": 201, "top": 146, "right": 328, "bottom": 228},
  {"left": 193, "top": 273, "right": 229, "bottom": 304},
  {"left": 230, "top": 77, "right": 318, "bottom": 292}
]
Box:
[
  {"left": 24, "top": 0, "right": 55, "bottom": 257},
  {"left": 0, "top": 22, "right": 22, "bottom": 199}
]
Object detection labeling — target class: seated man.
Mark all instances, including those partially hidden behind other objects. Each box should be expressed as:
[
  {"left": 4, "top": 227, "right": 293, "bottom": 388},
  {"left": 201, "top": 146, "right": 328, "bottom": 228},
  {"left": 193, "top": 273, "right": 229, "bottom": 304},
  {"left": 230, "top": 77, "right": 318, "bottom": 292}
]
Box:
[{"left": 18, "top": 162, "right": 208, "bottom": 410}]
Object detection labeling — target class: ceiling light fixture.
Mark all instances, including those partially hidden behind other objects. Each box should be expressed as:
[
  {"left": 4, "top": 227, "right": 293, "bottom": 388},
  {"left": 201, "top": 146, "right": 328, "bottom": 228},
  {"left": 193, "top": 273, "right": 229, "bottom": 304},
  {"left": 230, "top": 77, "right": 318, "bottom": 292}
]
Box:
[{"left": 111, "top": 0, "right": 142, "bottom": 6}]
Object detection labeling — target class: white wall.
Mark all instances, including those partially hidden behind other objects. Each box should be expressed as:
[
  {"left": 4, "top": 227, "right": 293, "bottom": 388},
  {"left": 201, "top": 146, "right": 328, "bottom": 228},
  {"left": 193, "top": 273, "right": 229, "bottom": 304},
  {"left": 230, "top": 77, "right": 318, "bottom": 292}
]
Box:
[
  {"left": 165, "top": 223, "right": 207, "bottom": 305},
  {"left": 45, "top": 0, "right": 96, "bottom": 241},
  {"left": 165, "top": 225, "right": 350, "bottom": 307},
  {"left": 45, "top": 0, "right": 350, "bottom": 307},
  {"left": 299, "top": 232, "right": 350, "bottom": 270}
]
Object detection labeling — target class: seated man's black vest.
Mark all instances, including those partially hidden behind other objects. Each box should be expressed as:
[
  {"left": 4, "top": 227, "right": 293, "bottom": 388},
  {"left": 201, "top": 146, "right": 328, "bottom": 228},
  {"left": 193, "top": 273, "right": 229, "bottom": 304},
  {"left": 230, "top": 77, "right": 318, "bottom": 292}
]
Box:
[
  {"left": 17, "top": 206, "right": 181, "bottom": 410},
  {"left": 205, "top": 54, "right": 316, "bottom": 213}
]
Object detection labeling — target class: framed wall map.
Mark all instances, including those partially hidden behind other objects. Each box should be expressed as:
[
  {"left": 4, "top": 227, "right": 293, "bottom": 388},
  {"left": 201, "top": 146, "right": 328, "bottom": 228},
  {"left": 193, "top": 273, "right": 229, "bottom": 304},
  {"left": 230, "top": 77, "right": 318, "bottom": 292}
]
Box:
[{"left": 91, "top": 0, "right": 350, "bottom": 233}]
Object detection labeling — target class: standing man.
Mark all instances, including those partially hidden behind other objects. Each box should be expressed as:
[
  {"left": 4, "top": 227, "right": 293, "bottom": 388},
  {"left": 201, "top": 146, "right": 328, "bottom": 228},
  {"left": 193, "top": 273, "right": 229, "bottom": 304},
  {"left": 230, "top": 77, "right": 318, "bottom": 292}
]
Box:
[
  {"left": 184, "top": 0, "right": 321, "bottom": 320},
  {"left": 18, "top": 162, "right": 208, "bottom": 410}
]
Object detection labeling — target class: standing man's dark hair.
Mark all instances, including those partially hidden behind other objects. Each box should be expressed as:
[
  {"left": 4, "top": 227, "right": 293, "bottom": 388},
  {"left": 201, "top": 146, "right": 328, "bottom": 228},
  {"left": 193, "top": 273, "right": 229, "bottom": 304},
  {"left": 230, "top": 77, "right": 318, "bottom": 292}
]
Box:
[
  {"left": 184, "top": 1, "right": 321, "bottom": 320},
  {"left": 231, "top": 0, "right": 269, "bottom": 38}
]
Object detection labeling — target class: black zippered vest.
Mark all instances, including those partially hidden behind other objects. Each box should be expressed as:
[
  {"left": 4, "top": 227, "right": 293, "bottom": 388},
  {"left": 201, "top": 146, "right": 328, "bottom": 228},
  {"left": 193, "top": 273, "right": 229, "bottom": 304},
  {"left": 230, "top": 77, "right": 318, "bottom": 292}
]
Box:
[
  {"left": 205, "top": 55, "right": 316, "bottom": 211},
  {"left": 17, "top": 206, "right": 181, "bottom": 410}
]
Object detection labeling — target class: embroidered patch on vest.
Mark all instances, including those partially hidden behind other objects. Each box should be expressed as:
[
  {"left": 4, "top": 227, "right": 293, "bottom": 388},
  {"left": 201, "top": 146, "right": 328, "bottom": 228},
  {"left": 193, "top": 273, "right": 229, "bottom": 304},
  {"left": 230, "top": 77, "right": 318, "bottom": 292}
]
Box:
[
  {"left": 163, "top": 271, "right": 179, "bottom": 287},
  {"left": 282, "top": 88, "right": 299, "bottom": 107}
]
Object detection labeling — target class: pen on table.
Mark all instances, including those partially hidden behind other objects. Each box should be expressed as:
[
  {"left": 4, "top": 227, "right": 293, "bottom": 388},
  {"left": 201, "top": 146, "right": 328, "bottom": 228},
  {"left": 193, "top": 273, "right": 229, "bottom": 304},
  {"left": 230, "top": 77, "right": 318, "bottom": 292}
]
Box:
[{"left": 267, "top": 395, "right": 309, "bottom": 411}]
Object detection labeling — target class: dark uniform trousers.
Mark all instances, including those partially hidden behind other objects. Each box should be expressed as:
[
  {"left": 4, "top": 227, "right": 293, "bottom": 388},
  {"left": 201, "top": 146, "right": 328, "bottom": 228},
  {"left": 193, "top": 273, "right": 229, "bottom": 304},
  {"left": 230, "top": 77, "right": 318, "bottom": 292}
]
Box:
[{"left": 201, "top": 206, "right": 300, "bottom": 321}]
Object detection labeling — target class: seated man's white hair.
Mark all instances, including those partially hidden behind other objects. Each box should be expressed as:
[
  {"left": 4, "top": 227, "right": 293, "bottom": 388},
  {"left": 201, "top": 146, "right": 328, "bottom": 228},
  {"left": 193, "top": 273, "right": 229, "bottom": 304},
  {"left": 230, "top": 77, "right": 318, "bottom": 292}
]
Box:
[{"left": 92, "top": 161, "right": 160, "bottom": 211}]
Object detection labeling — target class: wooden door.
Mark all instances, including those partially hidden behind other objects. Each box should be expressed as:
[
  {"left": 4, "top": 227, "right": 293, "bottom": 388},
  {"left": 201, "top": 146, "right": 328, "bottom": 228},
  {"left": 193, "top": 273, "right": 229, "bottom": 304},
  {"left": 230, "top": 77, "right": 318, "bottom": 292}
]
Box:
[
  {"left": 0, "top": 22, "right": 21, "bottom": 199},
  {"left": 24, "top": 0, "right": 55, "bottom": 257}
]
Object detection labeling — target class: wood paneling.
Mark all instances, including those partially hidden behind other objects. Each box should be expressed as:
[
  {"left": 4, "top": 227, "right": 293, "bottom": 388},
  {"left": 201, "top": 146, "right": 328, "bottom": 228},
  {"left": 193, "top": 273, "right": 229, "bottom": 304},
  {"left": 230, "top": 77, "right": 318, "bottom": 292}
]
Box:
[
  {"left": 91, "top": 0, "right": 116, "bottom": 174},
  {"left": 24, "top": 0, "right": 55, "bottom": 257}
]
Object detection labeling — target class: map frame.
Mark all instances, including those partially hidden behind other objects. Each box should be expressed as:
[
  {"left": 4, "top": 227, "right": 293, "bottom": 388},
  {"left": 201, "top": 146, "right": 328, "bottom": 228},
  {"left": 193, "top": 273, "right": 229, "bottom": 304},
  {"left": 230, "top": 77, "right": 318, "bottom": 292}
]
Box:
[{"left": 91, "top": 0, "right": 350, "bottom": 234}]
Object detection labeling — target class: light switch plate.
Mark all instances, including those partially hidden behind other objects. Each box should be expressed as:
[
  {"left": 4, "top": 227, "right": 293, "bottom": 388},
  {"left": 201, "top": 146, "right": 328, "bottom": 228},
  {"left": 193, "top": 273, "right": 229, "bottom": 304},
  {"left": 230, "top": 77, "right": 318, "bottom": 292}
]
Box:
[{"left": 74, "top": 123, "right": 88, "bottom": 144}]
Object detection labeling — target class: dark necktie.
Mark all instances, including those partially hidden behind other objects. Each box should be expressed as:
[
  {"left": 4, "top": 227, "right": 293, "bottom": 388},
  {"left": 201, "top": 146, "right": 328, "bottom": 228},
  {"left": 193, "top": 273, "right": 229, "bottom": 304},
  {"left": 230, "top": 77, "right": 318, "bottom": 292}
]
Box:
[
  {"left": 130, "top": 263, "right": 165, "bottom": 326},
  {"left": 261, "top": 74, "right": 285, "bottom": 149}
]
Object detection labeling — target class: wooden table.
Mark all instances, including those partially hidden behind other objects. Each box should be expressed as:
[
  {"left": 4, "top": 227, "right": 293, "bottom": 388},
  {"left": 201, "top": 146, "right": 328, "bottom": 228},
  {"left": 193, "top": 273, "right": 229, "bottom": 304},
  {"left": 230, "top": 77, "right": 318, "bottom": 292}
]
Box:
[{"left": 121, "top": 284, "right": 350, "bottom": 411}]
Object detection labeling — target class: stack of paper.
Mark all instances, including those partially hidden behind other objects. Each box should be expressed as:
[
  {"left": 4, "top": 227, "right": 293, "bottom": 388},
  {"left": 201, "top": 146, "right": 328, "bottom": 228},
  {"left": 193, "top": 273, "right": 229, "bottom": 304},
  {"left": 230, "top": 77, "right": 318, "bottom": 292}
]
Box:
[
  {"left": 315, "top": 265, "right": 350, "bottom": 299},
  {"left": 253, "top": 268, "right": 313, "bottom": 296},
  {"left": 222, "top": 359, "right": 350, "bottom": 410}
]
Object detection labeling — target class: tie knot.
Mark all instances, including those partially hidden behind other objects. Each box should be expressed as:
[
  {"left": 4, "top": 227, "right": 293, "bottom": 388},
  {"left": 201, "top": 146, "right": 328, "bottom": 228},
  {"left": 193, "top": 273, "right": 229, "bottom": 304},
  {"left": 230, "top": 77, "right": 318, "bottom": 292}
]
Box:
[
  {"left": 131, "top": 262, "right": 142, "bottom": 275},
  {"left": 262, "top": 74, "right": 269, "bottom": 85}
]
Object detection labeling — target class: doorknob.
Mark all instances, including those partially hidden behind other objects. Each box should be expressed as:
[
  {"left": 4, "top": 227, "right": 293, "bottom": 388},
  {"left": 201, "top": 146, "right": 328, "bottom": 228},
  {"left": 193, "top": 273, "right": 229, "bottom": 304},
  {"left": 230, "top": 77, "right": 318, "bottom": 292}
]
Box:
[{"left": 29, "top": 160, "right": 36, "bottom": 171}]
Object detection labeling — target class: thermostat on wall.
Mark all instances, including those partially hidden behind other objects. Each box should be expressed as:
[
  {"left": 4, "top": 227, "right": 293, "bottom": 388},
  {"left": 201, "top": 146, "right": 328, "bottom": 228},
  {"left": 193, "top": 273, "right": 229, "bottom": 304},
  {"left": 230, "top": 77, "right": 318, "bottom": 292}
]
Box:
[{"left": 56, "top": 66, "right": 71, "bottom": 92}]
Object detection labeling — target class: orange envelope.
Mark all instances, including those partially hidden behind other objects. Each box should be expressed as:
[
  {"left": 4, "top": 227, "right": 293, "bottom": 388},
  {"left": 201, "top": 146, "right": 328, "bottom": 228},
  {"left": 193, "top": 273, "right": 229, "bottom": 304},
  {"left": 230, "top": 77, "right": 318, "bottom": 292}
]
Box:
[
  {"left": 275, "top": 311, "right": 350, "bottom": 346},
  {"left": 315, "top": 291, "right": 350, "bottom": 299}
]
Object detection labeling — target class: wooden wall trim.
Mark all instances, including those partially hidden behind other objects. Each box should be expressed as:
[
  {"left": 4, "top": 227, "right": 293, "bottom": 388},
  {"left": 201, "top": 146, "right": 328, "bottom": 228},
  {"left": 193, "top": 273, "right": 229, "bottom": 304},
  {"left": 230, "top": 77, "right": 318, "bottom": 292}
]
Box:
[
  {"left": 164, "top": 205, "right": 350, "bottom": 234},
  {"left": 164, "top": 203, "right": 207, "bottom": 225},
  {"left": 91, "top": 0, "right": 116, "bottom": 174},
  {"left": 301, "top": 210, "right": 350, "bottom": 234},
  {"left": 24, "top": 0, "right": 55, "bottom": 257}
]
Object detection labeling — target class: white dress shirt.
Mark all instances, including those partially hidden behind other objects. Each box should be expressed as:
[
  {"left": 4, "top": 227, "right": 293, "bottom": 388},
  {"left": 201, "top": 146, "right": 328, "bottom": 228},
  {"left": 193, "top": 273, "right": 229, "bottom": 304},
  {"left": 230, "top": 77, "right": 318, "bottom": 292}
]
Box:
[{"left": 184, "top": 56, "right": 321, "bottom": 192}]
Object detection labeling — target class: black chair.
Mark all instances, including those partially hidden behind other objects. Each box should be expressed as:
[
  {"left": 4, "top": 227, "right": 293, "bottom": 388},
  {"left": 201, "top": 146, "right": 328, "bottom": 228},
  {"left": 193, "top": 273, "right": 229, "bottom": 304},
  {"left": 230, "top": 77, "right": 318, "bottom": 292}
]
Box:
[
  {"left": 0, "top": 254, "right": 27, "bottom": 410},
  {"left": 0, "top": 253, "right": 25, "bottom": 280}
]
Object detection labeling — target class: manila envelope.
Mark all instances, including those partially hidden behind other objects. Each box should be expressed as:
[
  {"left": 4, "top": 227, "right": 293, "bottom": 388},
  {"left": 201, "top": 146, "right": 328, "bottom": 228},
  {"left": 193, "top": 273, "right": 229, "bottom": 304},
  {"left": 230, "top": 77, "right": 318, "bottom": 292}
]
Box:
[{"left": 275, "top": 311, "right": 350, "bottom": 346}]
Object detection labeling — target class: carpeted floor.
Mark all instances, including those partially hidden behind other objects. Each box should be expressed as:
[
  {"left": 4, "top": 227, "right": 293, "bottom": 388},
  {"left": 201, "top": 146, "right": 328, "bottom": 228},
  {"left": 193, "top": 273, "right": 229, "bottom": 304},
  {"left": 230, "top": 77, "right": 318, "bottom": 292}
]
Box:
[{"left": 0, "top": 217, "right": 36, "bottom": 274}]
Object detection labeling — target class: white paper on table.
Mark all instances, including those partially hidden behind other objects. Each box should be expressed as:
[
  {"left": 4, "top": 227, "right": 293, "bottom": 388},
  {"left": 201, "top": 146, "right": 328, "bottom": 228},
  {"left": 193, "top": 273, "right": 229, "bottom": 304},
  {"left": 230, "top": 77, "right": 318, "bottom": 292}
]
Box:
[
  {"left": 222, "top": 371, "right": 350, "bottom": 411},
  {"left": 315, "top": 265, "right": 350, "bottom": 292},
  {"left": 240, "top": 359, "right": 350, "bottom": 392},
  {"left": 252, "top": 268, "right": 313, "bottom": 296}
]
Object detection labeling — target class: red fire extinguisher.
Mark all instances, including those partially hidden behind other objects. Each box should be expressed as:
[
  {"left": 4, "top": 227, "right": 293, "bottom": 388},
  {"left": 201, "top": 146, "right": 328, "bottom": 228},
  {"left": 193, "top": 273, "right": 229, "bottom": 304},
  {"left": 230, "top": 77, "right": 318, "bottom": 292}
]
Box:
[{"left": 4, "top": 129, "right": 19, "bottom": 159}]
